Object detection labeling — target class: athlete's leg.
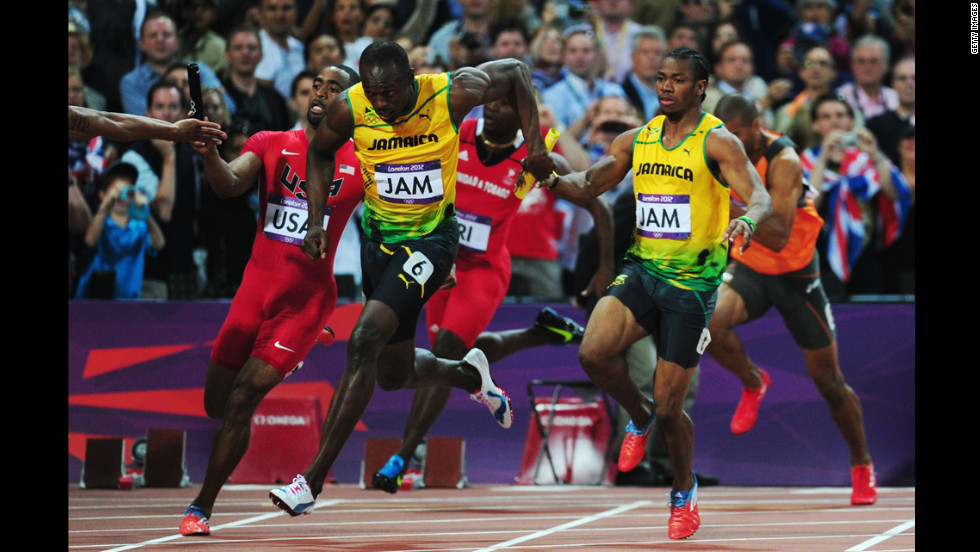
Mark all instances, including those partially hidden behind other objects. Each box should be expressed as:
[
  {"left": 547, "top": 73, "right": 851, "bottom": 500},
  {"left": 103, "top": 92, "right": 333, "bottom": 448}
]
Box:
[
  {"left": 191, "top": 359, "right": 283, "bottom": 516},
  {"left": 578, "top": 295, "right": 652, "bottom": 428},
  {"left": 303, "top": 300, "right": 398, "bottom": 497},
  {"left": 802, "top": 343, "right": 872, "bottom": 467},
  {"left": 705, "top": 283, "right": 765, "bottom": 389},
  {"left": 651, "top": 359, "right": 698, "bottom": 492}
]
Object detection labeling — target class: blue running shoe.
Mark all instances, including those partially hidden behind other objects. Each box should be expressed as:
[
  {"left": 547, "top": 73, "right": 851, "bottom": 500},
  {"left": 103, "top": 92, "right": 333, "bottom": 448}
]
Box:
[{"left": 372, "top": 454, "right": 406, "bottom": 494}]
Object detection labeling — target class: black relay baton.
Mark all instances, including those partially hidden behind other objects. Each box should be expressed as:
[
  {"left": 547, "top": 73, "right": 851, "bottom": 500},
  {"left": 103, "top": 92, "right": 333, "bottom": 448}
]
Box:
[{"left": 187, "top": 63, "right": 204, "bottom": 120}]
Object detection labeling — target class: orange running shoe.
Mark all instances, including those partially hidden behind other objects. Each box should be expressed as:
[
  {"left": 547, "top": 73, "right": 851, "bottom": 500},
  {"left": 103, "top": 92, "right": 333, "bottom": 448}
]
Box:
[
  {"left": 617, "top": 400, "right": 655, "bottom": 472},
  {"left": 730, "top": 368, "right": 771, "bottom": 434},
  {"left": 179, "top": 505, "right": 210, "bottom": 536},
  {"left": 667, "top": 476, "right": 700, "bottom": 540},
  {"left": 850, "top": 463, "right": 877, "bottom": 505}
]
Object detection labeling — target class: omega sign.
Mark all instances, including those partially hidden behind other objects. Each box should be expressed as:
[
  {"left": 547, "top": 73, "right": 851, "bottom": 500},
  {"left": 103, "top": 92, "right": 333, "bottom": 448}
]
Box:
[{"left": 252, "top": 414, "right": 312, "bottom": 426}]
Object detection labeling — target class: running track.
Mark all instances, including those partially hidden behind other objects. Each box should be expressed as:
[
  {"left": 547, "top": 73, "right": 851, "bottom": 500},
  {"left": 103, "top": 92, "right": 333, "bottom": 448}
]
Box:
[{"left": 68, "top": 484, "right": 915, "bottom": 551}]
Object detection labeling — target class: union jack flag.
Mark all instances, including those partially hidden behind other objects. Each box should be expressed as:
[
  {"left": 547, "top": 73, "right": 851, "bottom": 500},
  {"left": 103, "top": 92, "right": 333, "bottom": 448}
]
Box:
[{"left": 801, "top": 146, "right": 911, "bottom": 282}]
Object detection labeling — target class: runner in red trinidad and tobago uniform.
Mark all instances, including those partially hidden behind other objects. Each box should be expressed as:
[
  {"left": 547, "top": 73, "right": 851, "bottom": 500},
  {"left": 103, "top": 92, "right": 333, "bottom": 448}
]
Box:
[
  {"left": 178, "top": 65, "right": 363, "bottom": 537},
  {"left": 369, "top": 97, "right": 617, "bottom": 493}
]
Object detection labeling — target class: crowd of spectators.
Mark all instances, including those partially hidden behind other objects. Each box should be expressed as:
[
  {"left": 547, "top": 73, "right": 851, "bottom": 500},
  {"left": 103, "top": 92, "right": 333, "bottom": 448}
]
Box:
[{"left": 68, "top": 0, "right": 914, "bottom": 302}]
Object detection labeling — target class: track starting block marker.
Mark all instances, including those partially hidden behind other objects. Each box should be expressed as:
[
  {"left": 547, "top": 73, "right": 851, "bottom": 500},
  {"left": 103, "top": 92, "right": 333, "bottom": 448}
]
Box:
[
  {"left": 360, "top": 436, "right": 467, "bottom": 490},
  {"left": 143, "top": 428, "right": 188, "bottom": 488},
  {"left": 229, "top": 396, "right": 324, "bottom": 484},
  {"left": 81, "top": 438, "right": 125, "bottom": 489}
]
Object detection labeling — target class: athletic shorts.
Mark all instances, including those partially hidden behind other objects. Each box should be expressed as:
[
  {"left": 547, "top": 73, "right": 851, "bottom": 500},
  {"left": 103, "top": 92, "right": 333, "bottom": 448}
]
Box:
[
  {"left": 361, "top": 216, "right": 459, "bottom": 344},
  {"left": 426, "top": 253, "right": 510, "bottom": 347},
  {"left": 723, "top": 251, "right": 836, "bottom": 350},
  {"left": 210, "top": 264, "right": 336, "bottom": 378},
  {"left": 604, "top": 258, "right": 716, "bottom": 369}
]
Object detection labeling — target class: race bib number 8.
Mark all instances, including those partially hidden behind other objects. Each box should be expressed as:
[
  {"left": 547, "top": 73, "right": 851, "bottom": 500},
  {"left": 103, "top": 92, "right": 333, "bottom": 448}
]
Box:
[
  {"left": 264, "top": 194, "right": 330, "bottom": 245},
  {"left": 457, "top": 210, "right": 492, "bottom": 253},
  {"left": 376, "top": 160, "right": 444, "bottom": 205},
  {"left": 635, "top": 193, "right": 692, "bottom": 240}
]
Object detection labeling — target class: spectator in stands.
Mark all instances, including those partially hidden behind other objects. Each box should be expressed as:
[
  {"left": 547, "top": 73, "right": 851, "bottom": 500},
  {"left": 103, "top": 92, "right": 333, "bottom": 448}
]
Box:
[
  {"left": 595, "top": 0, "right": 643, "bottom": 83},
  {"left": 620, "top": 25, "right": 667, "bottom": 122},
  {"left": 780, "top": 0, "right": 851, "bottom": 79},
  {"left": 163, "top": 63, "right": 193, "bottom": 114},
  {"left": 198, "top": 96, "right": 258, "bottom": 299},
  {"left": 119, "top": 81, "right": 204, "bottom": 300},
  {"left": 489, "top": 15, "right": 531, "bottom": 63},
  {"left": 835, "top": 34, "right": 898, "bottom": 121},
  {"left": 666, "top": 20, "right": 701, "bottom": 51},
  {"left": 801, "top": 92, "right": 910, "bottom": 299},
  {"left": 631, "top": 0, "right": 681, "bottom": 32},
  {"left": 703, "top": 39, "right": 791, "bottom": 127},
  {"left": 82, "top": 0, "right": 141, "bottom": 113},
  {"left": 69, "top": 22, "right": 108, "bottom": 112},
  {"left": 74, "top": 161, "right": 165, "bottom": 300},
  {"left": 255, "top": 0, "right": 307, "bottom": 101},
  {"left": 69, "top": 169, "right": 93, "bottom": 298},
  {"left": 723, "top": 0, "right": 796, "bottom": 82},
  {"left": 529, "top": 24, "right": 566, "bottom": 92},
  {"left": 305, "top": 33, "right": 347, "bottom": 73},
  {"left": 881, "top": 124, "right": 914, "bottom": 295},
  {"left": 865, "top": 55, "right": 913, "bottom": 166},
  {"left": 177, "top": 0, "right": 228, "bottom": 77},
  {"left": 119, "top": 10, "right": 226, "bottom": 116},
  {"left": 362, "top": 2, "right": 397, "bottom": 41},
  {"left": 222, "top": 26, "right": 294, "bottom": 132},
  {"left": 426, "top": 0, "right": 495, "bottom": 67},
  {"left": 774, "top": 45, "right": 838, "bottom": 152},
  {"left": 542, "top": 24, "right": 626, "bottom": 130},
  {"left": 287, "top": 70, "right": 318, "bottom": 131}
]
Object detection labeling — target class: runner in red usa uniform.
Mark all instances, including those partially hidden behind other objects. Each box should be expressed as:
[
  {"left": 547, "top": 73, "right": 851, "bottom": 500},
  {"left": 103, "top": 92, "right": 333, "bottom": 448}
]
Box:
[{"left": 178, "top": 65, "right": 362, "bottom": 537}]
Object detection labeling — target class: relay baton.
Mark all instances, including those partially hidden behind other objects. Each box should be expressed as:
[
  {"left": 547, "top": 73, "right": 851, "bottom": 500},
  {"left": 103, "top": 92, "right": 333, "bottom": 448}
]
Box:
[
  {"left": 187, "top": 63, "right": 204, "bottom": 120},
  {"left": 515, "top": 128, "right": 561, "bottom": 199}
]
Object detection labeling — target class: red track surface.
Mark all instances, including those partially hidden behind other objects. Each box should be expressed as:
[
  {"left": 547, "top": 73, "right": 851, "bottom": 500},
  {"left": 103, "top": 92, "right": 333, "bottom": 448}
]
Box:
[{"left": 68, "top": 484, "right": 915, "bottom": 551}]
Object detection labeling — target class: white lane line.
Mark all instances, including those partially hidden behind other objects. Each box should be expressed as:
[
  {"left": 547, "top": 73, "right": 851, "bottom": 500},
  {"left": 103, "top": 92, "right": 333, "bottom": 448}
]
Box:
[
  {"left": 843, "top": 519, "right": 915, "bottom": 551},
  {"left": 470, "top": 500, "right": 652, "bottom": 552},
  {"left": 100, "top": 500, "right": 342, "bottom": 552}
]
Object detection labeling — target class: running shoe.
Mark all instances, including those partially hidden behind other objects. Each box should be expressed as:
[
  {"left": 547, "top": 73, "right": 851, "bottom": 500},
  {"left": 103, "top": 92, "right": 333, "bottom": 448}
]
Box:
[
  {"left": 534, "top": 307, "right": 585, "bottom": 344},
  {"left": 466, "top": 348, "right": 513, "bottom": 429},
  {"left": 618, "top": 399, "right": 655, "bottom": 472},
  {"left": 730, "top": 368, "right": 771, "bottom": 434},
  {"left": 667, "top": 475, "right": 700, "bottom": 540},
  {"left": 178, "top": 505, "right": 210, "bottom": 536},
  {"left": 316, "top": 324, "right": 336, "bottom": 346},
  {"left": 269, "top": 474, "right": 316, "bottom": 516},
  {"left": 372, "top": 454, "right": 407, "bottom": 494},
  {"left": 850, "top": 463, "right": 877, "bottom": 505}
]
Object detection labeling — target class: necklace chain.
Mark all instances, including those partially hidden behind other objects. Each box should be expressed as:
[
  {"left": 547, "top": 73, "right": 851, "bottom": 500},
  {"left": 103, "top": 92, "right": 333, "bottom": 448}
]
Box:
[{"left": 479, "top": 132, "right": 517, "bottom": 149}]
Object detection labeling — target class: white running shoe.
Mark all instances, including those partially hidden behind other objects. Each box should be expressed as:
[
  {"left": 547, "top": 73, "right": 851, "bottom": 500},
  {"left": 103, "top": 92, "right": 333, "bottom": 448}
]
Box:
[
  {"left": 465, "top": 348, "right": 513, "bottom": 429},
  {"left": 269, "top": 474, "right": 316, "bottom": 516}
]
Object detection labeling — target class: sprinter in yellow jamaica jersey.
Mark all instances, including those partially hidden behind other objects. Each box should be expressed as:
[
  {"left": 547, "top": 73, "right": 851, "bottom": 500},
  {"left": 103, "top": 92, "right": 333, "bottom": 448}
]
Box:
[
  {"left": 268, "top": 41, "right": 556, "bottom": 517},
  {"left": 539, "top": 47, "right": 772, "bottom": 540}
]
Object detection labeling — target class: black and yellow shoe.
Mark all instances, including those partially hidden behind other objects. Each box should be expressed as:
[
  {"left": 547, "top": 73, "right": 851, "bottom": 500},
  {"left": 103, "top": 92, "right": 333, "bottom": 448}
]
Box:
[{"left": 533, "top": 307, "right": 585, "bottom": 345}]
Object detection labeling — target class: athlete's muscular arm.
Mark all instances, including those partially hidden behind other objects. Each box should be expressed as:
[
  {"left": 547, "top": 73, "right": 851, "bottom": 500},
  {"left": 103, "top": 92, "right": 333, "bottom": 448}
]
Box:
[
  {"left": 193, "top": 136, "right": 264, "bottom": 199},
  {"left": 550, "top": 154, "right": 616, "bottom": 297},
  {"left": 545, "top": 128, "right": 639, "bottom": 203},
  {"left": 731, "top": 144, "right": 801, "bottom": 252},
  {"left": 303, "top": 96, "right": 354, "bottom": 261},
  {"left": 68, "top": 106, "right": 226, "bottom": 144},
  {"left": 708, "top": 127, "right": 773, "bottom": 253},
  {"left": 451, "top": 60, "right": 555, "bottom": 180}
]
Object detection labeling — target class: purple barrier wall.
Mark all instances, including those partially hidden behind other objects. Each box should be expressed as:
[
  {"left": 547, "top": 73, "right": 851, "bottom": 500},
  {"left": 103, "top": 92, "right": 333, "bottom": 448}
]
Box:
[{"left": 68, "top": 301, "right": 914, "bottom": 487}]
